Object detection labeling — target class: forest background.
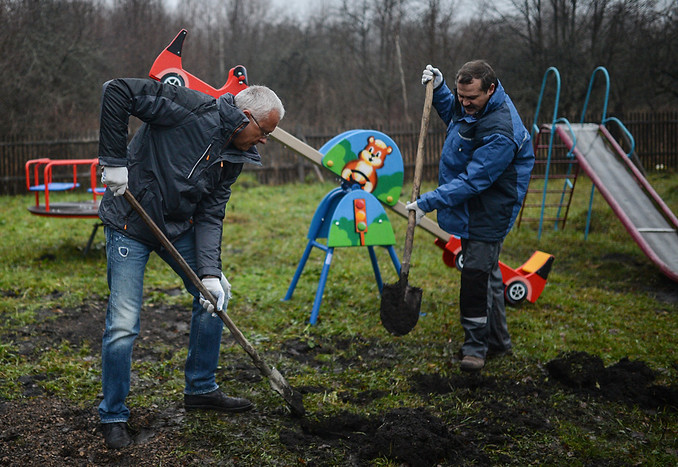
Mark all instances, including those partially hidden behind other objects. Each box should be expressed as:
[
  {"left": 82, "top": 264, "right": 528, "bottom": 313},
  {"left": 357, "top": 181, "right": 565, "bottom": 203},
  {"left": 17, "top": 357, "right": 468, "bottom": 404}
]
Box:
[{"left": 1, "top": 0, "right": 676, "bottom": 140}]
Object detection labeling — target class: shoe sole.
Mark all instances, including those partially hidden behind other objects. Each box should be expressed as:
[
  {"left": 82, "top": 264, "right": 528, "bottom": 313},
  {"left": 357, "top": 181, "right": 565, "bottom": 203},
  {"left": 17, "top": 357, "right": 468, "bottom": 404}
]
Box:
[
  {"left": 184, "top": 403, "right": 254, "bottom": 413},
  {"left": 460, "top": 358, "right": 485, "bottom": 372},
  {"left": 105, "top": 439, "right": 133, "bottom": 449}
]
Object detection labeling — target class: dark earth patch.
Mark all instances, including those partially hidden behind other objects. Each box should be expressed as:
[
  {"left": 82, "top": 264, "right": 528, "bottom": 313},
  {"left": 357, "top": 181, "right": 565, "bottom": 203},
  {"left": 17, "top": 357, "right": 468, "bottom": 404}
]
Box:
[
  {"left": 379, "top": 278, "right": 422, "bottom": 336},
  {"left": 1, "top": 298, "right": 676, "bottom": 465},
  {"left": 280, "top": 407, "right": 488, "bottom": 466},
  {"left": 546, "top": 351, "right": 678, "bottom": 410}
]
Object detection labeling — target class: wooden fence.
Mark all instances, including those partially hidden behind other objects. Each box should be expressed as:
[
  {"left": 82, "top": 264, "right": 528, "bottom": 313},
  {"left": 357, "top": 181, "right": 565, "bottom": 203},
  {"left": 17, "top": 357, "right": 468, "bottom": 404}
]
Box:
[
  {"left": 620, "top": 111, "right": 678, "bottom": 170},
  {"left": 2, "top": 112, "right": 677, "bottom": 196}
]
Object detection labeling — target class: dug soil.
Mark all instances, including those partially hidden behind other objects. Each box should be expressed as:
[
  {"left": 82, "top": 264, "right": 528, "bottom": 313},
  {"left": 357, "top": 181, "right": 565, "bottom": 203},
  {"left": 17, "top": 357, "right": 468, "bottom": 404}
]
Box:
[{"left": 1, "top": 298, "right": 676, "bottom": 466}]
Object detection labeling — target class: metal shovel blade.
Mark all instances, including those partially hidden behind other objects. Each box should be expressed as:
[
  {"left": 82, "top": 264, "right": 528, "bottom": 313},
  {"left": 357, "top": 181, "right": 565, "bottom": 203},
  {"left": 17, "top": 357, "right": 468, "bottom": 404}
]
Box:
[
  {"left": 380, "top": 274, "right": 422, "bottom": 336},
  {"left": 268, "top": 366, "right": 305, "bottom": 417}
]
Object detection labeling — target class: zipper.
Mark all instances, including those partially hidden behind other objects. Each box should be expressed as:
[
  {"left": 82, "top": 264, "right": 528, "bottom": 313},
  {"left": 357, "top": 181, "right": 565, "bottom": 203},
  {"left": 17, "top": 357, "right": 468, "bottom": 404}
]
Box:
[
  {"left": 187, "top": 117, "right": 247, "bottom": 178},
  {"left": 187, "top": 143, "right": 213, "bottom": 179},
  {"left": 458, "top": 132, "right": 473, "bottom": 142}
]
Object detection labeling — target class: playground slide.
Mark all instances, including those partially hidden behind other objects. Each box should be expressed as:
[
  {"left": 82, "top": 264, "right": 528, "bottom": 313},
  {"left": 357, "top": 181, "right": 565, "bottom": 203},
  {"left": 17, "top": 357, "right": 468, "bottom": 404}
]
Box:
[{"left": 555, "top": 123, "right": 678, "bottom": 282}]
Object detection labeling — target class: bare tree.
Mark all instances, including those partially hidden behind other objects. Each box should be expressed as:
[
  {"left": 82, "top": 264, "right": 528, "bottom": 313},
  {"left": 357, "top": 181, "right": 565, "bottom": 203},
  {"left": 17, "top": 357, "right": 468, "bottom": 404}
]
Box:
[
  {"left": 0, "top": 0, "right": 108, "bottom": 137},
  {"left": 0, "top": 0, "right": 675, "bottom": 139}
]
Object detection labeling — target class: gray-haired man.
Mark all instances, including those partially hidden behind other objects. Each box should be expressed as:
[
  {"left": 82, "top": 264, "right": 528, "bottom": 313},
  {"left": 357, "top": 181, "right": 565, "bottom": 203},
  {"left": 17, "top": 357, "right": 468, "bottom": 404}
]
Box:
[{"left": 97, "top": 79, "right": 284, "bottom": 448}]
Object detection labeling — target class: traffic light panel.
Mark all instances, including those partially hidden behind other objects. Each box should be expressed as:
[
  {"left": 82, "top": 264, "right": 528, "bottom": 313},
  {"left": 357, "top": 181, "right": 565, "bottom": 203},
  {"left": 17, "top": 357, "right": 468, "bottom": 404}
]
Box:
[{"left": 354, "top": 198, "right": 368, "bottom": 246}]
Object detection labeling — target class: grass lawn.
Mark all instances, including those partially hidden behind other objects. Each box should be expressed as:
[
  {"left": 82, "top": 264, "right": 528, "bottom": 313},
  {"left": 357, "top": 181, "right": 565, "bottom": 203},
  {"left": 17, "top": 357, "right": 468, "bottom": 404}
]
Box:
[{"left": 0, "top": 171, "right": 676, "bottom": 465}]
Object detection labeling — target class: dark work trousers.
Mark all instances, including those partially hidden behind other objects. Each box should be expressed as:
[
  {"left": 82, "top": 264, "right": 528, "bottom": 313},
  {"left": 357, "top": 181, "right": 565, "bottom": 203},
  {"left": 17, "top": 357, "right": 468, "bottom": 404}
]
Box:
[{"left": 459, "top": 238, "right": 512, "bottom": 358}]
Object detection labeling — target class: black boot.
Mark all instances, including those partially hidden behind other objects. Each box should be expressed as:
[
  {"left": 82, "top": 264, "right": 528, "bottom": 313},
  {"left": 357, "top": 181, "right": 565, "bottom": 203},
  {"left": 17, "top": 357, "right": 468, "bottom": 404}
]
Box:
[
  {"left": 101, "top": 422, "right": 132, "bottom": 449},
  {"left": 184, "top": 389, "right": 253, "bottom": 413}
]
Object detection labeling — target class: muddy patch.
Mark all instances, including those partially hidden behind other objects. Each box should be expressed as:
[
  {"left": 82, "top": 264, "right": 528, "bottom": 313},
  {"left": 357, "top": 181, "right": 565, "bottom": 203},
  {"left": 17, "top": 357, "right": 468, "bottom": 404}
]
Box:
[
  {"left": 546, "top": 351, "right": 678, "bottom": 410},
  {"left": 280, "top": 407, "right": 486, "bottom": 466},
  {"left": 282, "top": 335, "right": 400, "bottom": 371},
  {"left": 1, "top": 293, "right": 191, "bottom": 360},
  {"left": 1, "top": 299, "right": 676, "bottom": 465}
]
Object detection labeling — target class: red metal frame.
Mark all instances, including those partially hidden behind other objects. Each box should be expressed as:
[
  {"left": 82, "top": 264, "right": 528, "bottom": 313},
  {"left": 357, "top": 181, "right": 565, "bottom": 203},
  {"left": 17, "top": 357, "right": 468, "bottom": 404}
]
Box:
[
  {"left": 434, "top": 236, "right": 554, "bottom": 305},
  {"left": 148, "top": 29, "right": 248, "bottom": 98},
  {"left": 25, "top": 158, "right": 101, "bottom": 214}
]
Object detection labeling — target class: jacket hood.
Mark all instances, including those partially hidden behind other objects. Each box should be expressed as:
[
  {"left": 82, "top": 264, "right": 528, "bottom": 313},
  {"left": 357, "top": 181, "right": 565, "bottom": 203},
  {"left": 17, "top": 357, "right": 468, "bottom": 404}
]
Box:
[{"left": 217, "top": 93, "right": 262, "bottom": 166}]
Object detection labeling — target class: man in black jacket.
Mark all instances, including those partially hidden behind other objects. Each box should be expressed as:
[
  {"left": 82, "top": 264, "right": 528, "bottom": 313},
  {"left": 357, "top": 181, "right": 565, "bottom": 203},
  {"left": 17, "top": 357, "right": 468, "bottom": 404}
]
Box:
[{"left": 97, "top": 79, "right": 284, "bottom": 449}]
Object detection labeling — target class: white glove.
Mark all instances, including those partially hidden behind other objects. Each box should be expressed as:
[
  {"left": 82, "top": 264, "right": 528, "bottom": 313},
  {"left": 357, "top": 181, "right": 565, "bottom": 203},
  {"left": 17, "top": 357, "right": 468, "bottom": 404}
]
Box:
[
  {"left": 101, "top": 166, "right": 128, "bottom": 196},
  {"left": 220, "top": 273, "right": 232, "bottom": 301},
  {"left": 421, "top": 64, "right": 443, "bottom": 89},
  {"left": 200, "top": 276, "right": 226, "bottom": 313},
  {"left": 406, "top": 200, "right": 426, "bottom": 225}
]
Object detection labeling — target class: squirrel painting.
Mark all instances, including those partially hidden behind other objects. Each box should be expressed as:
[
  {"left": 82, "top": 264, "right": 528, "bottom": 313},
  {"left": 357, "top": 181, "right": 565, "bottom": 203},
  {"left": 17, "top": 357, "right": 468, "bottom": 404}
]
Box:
[{"left": 340, "top": 136, "right": 392, "bottom": 193}]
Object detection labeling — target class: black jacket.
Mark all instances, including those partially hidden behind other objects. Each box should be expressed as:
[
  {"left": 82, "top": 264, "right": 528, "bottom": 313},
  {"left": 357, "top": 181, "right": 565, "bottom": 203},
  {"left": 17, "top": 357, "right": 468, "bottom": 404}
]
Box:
[{"left": 98, "top": 78, "right": 260, "bottom": 278}]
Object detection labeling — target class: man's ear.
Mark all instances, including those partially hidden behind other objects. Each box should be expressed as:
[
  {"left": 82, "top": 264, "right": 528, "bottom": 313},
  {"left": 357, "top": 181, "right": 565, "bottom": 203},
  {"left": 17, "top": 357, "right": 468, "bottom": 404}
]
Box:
[{"left": 488, "top": 83, "right": 496, "bottom": 96}]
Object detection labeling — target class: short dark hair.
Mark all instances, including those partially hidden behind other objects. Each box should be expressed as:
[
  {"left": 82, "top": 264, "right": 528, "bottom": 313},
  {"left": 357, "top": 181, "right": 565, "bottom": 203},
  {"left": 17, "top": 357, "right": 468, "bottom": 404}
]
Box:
[{"left": 456, "top": 60, "right": 497, "bottom": 92}]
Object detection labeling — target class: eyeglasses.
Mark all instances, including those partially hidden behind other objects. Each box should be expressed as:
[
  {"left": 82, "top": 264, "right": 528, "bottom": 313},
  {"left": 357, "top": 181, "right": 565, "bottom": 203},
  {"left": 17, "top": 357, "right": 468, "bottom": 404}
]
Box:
[{"left": 249, "top": 113, "right": 273, "bottom": 138}]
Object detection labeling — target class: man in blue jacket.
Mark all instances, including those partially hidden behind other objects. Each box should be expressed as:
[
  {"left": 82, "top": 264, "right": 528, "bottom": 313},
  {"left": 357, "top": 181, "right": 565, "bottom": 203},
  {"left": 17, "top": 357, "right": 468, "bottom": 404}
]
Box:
[
  {"left": 408, "top": 61, "right": 534, "bottom": 372},
  {"left": 97, "top": 79, "right": 284, "bottom": 448}
]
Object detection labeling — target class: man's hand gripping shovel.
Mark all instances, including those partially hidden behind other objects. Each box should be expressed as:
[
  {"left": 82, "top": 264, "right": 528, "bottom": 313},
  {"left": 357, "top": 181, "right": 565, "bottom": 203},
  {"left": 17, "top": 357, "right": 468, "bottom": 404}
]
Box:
[{"left": 123, "top": 189, "right": 305, "bottom": 417}]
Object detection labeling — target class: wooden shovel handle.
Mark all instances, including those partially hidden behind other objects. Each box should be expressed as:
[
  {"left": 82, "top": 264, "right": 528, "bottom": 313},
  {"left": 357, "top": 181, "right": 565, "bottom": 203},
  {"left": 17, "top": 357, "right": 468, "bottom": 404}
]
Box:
[
  {"left": 401, "top": 80, "right": 434, "bottom": 277},
  {"left": 122, "top": 189, "right": 276, "bottom": 379}
]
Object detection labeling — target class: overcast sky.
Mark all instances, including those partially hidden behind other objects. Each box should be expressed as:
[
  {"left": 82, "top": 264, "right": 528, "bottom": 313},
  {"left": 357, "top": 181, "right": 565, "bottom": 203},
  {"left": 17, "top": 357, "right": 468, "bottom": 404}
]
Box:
[
  {"left": 162, "top": 0, "right": 510, "bottom": 23},
  {"left": 164, "top": 0, "right": 671, "bottom": 23},
  {"left": 267, "top": 0, "right": 494, "bottom": 21}
]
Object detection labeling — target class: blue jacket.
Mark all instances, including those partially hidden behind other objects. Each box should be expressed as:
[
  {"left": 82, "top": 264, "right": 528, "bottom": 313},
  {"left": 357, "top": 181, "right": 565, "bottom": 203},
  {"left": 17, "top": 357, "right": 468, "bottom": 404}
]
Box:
[
  {"left": 98, "top": 78, "right": 261, "bottom": 278},
  {"left": 418, "top": 79, "right": 534, "bottom": 242}
]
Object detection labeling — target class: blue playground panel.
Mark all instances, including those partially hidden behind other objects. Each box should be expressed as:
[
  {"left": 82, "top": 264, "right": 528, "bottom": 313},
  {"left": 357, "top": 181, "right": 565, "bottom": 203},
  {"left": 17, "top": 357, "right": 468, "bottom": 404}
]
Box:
[{"left": 284, "top": 130, "right": 405, "bottom": 324}]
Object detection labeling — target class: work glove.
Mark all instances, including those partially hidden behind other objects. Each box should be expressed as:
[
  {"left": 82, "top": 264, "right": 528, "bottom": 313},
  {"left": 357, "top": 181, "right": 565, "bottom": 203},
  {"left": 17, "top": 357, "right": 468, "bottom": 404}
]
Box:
[
  {"left": 421, "top": 64, "right": 443, "bottom": 89},
  {"left": 406, "top": 200, "right": 426, "bottom": 225},
  {"left": 199, "top": 273, "right": 232, "bottom": 314},
  {"left": 101, "top": 166, "right": 128, "bottom": 196}
]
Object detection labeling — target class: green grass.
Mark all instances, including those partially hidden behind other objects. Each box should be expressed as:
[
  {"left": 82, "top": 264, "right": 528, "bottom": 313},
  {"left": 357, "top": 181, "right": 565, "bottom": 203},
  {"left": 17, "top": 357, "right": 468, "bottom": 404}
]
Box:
[{"left": 1, "top": 171, "right": 677, "bottom": 464}]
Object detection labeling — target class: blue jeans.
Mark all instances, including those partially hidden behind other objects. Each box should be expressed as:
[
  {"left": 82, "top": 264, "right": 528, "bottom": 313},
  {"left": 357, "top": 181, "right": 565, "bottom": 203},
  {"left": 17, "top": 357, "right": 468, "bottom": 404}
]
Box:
[
  {"left": 99, "top": 227, "right": 224, "bottom": 423},
  {"left": 459, "top": 239, "right": 511, "bottom": 359}
]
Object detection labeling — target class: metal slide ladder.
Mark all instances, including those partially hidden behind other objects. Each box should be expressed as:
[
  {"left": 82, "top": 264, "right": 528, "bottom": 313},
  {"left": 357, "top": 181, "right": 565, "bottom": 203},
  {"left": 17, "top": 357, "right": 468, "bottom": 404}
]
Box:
[
  {"left": 519, "top": 66, "right": 637, "bottom": 241},
  {"left": 577, "top": 67, "right": 636, "bottom": 239},
  {"left": 517, "top": 67, "right": 578, "bottom": 239}
]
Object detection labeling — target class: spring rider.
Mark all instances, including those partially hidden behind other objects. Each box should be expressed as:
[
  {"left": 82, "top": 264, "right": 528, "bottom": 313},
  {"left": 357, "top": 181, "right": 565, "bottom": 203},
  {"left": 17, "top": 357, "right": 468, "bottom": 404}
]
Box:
[{"left": 283, "top": 129, "right": 405, "bottom": 324}]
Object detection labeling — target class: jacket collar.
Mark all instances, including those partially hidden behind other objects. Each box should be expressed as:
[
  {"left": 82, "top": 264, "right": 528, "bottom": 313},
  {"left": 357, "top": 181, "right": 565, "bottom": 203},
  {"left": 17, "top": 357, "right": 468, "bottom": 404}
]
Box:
[{"left": 217, "top": 93, "right": 262, "bottom": 166}]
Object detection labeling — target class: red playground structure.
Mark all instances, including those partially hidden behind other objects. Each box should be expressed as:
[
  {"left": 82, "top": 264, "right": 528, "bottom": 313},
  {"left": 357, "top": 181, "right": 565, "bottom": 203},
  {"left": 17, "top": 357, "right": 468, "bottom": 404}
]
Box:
[
  {"left": 25, "top": 157, "right": 104, "bottom": 254},
  {"left": 434, "top": 236, "right": 554, "bottom": 305},
  {"left": 146, "top": 28, "right": 556, "bottom": 307},
  {"left": 149, "top": 29, "right": 249, "bottom": 98}
]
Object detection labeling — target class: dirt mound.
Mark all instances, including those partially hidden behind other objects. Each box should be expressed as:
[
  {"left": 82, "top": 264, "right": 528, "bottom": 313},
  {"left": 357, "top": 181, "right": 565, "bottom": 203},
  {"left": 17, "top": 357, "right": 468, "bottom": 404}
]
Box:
[
  {"left": 280, "top": 407, "right": 485, "bottom": 466},
  {"left": 546, "top": 351, "right": 678, "bottom": 410},
  {"left": 2, "top": 301, "right": 676, "bottom": 465}
]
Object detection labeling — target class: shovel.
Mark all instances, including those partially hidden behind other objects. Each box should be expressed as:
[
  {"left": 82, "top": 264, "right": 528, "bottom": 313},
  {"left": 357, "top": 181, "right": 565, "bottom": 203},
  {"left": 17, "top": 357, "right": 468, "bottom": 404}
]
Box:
[
  {"left": 123, "top": 189, "right": 305, "bottom": 417},
  {"left": 380, "top": 80, "right": 434, "bottom": 336}
]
